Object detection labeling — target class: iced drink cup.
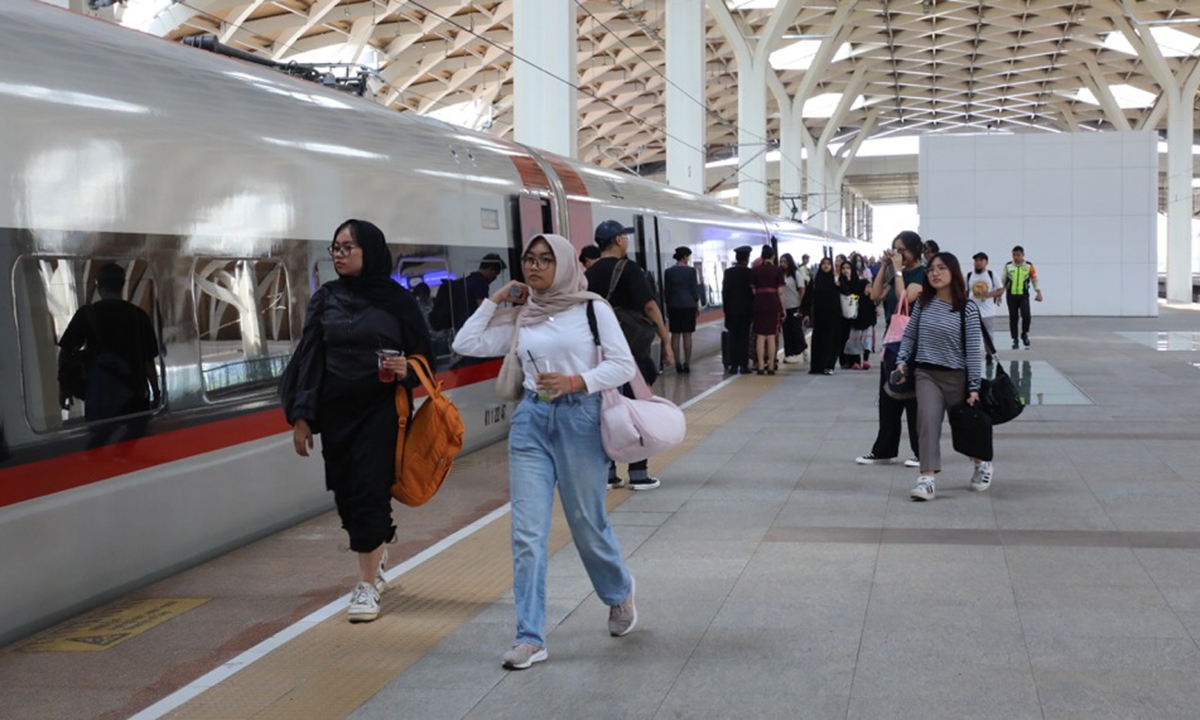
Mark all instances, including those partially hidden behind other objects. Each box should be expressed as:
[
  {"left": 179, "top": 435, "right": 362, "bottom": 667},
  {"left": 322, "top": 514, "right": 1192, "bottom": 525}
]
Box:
[{"left": 377, "top": 349, "right": 401, "bottom": 382}]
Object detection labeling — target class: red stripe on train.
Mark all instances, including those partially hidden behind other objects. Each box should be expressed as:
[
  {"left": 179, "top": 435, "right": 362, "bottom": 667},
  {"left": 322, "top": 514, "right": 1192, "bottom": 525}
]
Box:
[{"left": 0, "top": 359, "right": 503, "bottom": 509}]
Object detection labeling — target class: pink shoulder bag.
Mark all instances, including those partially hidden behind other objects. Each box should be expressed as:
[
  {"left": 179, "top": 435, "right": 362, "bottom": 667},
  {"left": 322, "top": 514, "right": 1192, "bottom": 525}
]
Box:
[{"left": 585, "top": 302, "right": 686, "bottom": 463}]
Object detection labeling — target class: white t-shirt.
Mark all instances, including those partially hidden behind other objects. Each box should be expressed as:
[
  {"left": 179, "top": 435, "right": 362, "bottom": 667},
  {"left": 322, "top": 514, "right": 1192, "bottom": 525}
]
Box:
[{"left": 965, "top": 269, "right": 1003, "bottom": 318}]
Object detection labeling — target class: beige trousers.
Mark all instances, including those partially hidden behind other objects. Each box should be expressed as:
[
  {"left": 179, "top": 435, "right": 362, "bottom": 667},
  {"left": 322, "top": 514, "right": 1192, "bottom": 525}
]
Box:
[{"left": 914, "top": 367, "right": 966, "bottom": 474}]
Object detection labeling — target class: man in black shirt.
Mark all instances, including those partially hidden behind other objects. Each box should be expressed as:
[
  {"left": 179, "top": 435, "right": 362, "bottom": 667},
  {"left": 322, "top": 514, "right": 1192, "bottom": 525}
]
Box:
[
  {"left": 57, "top": 263, "right": 160, "bottom": 448},
  {"left": 722, "top": 246, "right": 754, "bottom": 374},
  {"left": 464, "top": 253, "right": 507, "bottom": 316},
  {"left": 586, "top": 219, "right": 673, "bottom": 491}
]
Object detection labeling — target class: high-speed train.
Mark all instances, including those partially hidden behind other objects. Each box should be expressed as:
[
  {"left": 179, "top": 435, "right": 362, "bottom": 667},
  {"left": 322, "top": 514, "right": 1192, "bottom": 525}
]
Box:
[{"left": 0, "top": 0, "right": 869, "bottom": 645}]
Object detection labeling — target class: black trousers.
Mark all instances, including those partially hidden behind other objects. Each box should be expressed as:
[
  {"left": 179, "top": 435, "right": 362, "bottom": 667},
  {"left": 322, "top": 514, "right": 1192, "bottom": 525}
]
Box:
[
  {"left": 724, "top": 313, "right": 752, "bottom": 370},
  {"left": 870, "top": 364, "right": 919, "bottom": 459},
  {"left": 1007, "top": 293, "right": 1031, "bottom": 340}
]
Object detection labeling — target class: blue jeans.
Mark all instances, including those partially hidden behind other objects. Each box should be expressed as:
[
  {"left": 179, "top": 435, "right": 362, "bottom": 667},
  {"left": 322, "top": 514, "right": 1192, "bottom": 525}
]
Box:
[{"left": 508, "top": 391, "right": 632, "bottom": 646}]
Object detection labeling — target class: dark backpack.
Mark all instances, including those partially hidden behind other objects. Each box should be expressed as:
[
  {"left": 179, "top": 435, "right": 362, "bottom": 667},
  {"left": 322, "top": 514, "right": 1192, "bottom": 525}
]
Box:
[{"left": 428, "top": 277, "right": 468, "bottom": 331}]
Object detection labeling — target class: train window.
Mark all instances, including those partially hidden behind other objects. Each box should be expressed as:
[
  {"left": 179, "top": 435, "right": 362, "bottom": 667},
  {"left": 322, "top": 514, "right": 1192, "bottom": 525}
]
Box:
[
  {"left": 193, "top": 259, "right": 291, "bottom": 397},
  {"left": 14, "top": 257, "right": 162, "bottom": 434},
  {"left": 396, "top": 256, "right": 455, "bottom": 370}
]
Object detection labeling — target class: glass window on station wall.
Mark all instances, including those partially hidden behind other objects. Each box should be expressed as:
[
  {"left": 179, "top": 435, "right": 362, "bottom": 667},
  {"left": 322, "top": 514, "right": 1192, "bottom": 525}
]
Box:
[
  {"left": 14, "top": 257, "right": 161, "bottom": 433},
  {"left": 193, "top": 259, "right": 291, "bottom": 397}
]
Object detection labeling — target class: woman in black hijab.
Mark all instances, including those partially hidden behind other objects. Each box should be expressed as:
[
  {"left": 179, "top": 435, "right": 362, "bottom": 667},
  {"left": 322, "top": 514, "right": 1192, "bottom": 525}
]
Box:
[
  {"left": 802, "top": 256, "right": 842, "bottom": 375},
  {"left": 281, "top": 219, "right": 432, "bottom": 623}
]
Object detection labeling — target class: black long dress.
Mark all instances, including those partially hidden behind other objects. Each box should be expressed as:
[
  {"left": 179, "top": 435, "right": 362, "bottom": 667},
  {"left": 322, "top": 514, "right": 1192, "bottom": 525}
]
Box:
[
  {"left": 803, "top": 268, "right": 842, "bottom": 374},
  {"left": 281, "top": 220, "right": 432, "bottom": 553}
]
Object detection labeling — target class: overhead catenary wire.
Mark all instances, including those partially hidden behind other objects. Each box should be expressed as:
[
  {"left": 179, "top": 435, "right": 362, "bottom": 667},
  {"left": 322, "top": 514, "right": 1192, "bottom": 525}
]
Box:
[{"left": 169, "top": 0, "right": 802, "bottom": 207}]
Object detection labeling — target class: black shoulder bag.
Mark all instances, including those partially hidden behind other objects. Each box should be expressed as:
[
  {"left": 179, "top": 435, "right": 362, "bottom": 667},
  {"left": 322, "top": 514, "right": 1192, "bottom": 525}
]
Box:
[{"left": 606, "top": 258, "right": 657, "bottom": 360}]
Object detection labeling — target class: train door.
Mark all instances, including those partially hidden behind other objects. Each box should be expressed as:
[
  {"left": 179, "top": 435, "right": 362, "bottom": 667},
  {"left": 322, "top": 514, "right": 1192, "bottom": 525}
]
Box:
[
  {"left": 633, "top": 214, "right": 664, "bottom": 303},
  {"left": 510, "top": 194, "right": 553, "bottom": 282}
]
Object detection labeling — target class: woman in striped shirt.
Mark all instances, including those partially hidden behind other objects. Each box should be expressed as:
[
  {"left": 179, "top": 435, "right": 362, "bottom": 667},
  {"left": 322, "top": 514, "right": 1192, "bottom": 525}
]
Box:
[{"left": 894, "top": 252, "right": 992, "bottom": 501}]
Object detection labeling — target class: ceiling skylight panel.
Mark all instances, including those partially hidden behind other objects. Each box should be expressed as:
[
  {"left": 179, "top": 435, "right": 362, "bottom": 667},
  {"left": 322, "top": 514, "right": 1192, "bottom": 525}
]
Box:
[
  {"left": 802, "top": 92, "right": 866, "bottom": 118},
  {"left": 1073, "top": 84, "right": 1157, "bottom": 109},
  {"left": 769, "top": 40, "right": 852, "bottom": 71},
  {"left": 1102, "top": 28, "right": 1200, "bottom": 57}
]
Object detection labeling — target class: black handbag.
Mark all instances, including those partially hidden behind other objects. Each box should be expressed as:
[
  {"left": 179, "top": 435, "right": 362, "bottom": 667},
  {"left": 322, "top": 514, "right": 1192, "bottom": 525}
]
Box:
[
  {"left": 980, "top": 362, "right": 1024, "bottom": 425},
  {"left": 974, "top": 325, "right": 1024, "bottom": 425},
  {"left": 607, "top": 259, "right": 657, "bottom": 360},
  {"left": 949, "top": 402, "right": 993, "bottom": 461}
]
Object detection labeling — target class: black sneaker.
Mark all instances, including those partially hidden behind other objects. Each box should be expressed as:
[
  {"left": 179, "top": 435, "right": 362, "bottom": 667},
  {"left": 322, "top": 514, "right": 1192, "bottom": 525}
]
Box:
[
  {"left": 855, "top": 453, "right": 895, "bottom": 465},
  {"left": 1012, "top": 340, "right": 1019, "bottom": 350},
  {"left": 607, "top": 476, "right": 626, "bottom": 491},
  {"left": 1022, "top": 335, "right": 1031, "bottom": 349},
  {"left": 628, "top": 476, "right": 661, "bottom": 490}
]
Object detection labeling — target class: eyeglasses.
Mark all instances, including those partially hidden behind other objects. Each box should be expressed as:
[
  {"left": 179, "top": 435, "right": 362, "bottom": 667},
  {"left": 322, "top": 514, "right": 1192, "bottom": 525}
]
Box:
[
  {"left": 328, "top": 243, "right": 359, "bottom": 258},
  {"left": 521, "top": 255, "right": 555, "bottom": 269}
]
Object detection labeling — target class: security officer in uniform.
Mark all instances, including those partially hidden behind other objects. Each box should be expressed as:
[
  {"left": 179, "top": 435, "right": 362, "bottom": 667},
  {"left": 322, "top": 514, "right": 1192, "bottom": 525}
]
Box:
[{"left": 721, "top": 245, "right": 754, "bottom": 374}]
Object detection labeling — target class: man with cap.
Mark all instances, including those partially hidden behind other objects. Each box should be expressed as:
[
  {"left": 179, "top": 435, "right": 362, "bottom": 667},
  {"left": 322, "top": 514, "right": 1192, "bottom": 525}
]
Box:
[
  {"left": 965, "top": 251, "right": 1003, "bottom": 361},
  {"left": 57, "top": 262, "right": 160, "bottom": 448},
  {"left": 586, "top": 219, "right": 673, "bottom": 491},
  {"left": 721, "top": 245, "right": 755, "bottom": 374}
]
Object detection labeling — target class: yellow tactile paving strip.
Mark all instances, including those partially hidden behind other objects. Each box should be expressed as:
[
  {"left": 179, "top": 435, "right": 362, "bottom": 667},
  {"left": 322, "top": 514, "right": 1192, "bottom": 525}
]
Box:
[{"left": 165, "top": 374, "right": 780, "bottom": 720}]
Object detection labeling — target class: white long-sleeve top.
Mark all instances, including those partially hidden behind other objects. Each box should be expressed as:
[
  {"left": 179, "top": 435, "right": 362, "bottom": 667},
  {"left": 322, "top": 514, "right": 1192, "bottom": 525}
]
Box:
[{"left": 452, "top": 299, "right": 636, "bottom": 394}]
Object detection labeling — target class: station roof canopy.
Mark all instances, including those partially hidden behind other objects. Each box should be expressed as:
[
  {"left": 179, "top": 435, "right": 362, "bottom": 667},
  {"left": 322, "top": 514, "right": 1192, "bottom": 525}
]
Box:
[{"left": 128, "top": 1, "right": 1200, "bottom": 174}]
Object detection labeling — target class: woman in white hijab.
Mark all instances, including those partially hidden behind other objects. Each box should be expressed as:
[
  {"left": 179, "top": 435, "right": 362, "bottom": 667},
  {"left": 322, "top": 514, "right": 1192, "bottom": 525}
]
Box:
[{"left": 452, "top": 234, "right": 639, "bottom": 671}]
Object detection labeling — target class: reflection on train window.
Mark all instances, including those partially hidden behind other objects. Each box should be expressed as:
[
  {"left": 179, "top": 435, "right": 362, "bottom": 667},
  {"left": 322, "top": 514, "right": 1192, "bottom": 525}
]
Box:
[
  {"left": 395, "top": 256, "right": 455, "bottom": 370},
  {"left": 14, "top": 257, "right": 162, "bottom": 433},
  {"left": 193, "top": 259, "right": 291, "bottom": 397}
]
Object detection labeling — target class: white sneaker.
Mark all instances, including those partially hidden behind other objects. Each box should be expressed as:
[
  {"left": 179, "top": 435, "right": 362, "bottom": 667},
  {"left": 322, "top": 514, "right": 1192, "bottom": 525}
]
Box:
[
  {"left": 904, "top": 457, "right": 920, "bottom": 468},
  {"left": 855, "top": 453, "right": 895, "bottom": 465},
  {"left": 347, "top": 581, "right": 380, "bottom": 623},
  {"left": 375, "top": 547, "right": 389, "bottom": 594},
  {"left": 970, "top": 462, "right": 993, "bottom": 492},
  {"left": 910, "top": 476, "right": 936, "bottom": 501},
  {"left": 502, "top": 642, "right": 548, "bottom": 670}
]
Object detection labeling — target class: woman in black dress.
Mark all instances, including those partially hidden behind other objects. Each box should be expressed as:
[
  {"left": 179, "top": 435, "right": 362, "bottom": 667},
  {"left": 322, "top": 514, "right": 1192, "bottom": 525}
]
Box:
[
  {"left": 281, "top": 219, "right": 432, "bottom": 623},
  {"left": 803, "top": 257, "right": 842, "bottom": 375}
]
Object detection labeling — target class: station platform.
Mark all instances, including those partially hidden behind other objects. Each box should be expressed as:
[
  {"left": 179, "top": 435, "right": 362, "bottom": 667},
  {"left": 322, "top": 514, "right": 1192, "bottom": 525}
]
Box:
[{"left": 6, "top": 308, "right": 1200, "bottom": 720}]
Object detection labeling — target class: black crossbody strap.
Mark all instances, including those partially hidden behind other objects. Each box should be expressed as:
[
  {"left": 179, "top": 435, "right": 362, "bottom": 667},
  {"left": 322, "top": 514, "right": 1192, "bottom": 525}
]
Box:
[
  {"left": 586, "top": 300, "right": 600, "bottom": 346},
  {"left": 607, "top": 259, "right": 626, "bottom": 301}
]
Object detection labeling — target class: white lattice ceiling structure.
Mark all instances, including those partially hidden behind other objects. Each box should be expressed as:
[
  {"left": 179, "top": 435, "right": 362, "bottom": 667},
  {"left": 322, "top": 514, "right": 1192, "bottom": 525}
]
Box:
[{"left": 129, "top": 0, "right": 1200, "bottom": 191}]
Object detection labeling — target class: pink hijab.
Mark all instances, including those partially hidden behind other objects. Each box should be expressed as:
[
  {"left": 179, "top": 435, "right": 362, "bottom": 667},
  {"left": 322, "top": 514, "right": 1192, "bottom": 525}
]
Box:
[{"left": 488, "top": 233, "right": 607, "bottom": 328}]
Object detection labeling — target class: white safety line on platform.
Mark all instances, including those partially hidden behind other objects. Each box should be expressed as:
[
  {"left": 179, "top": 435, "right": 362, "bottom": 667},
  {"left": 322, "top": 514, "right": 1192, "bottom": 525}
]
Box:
[{"left": 128, "top": 374, "right": 739, "bottom": 720}]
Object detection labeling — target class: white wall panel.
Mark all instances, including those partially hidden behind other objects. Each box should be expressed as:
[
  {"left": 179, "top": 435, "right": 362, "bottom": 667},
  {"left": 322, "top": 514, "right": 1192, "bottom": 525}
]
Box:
[
  {"left": 1121, "top": 215, "right": 1156, "bottom": 264},
  {"left": 1122, "top": 167, "right": 1157, "bottom": 216},
  {"left": 929, "top": 217, "right": 977, "bottom": 250},
  {"left": 976, "top": 140, "right": 1024, "bottom": 170},
  {"left": 1072, "top": 134, "right": 1124, "bottom": 168},
  {"left": 1023, "top": 170, "right": 1072, "bottom": 217},
  {"left": 920, "top": 132, "right": 1157, "bottom": 317},
  {"left": 926, "top": 170, "right": 978, "bottom": 217},
  {"left": 1022, "top": 216, "right": 1074, "bottom": 264},
  {"left": 1071, "top": 167, "right": 1124, "bottom": 215},
  {"left": 976, "top": 169, "right": 1024, "bottom": 216},
  {"left": 1024, "top": 135, "right": 1074, "bottom": 170}
]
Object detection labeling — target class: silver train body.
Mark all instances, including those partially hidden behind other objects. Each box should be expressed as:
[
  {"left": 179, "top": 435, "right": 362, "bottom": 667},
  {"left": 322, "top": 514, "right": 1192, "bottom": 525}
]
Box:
[{"left": 0, "top": 0, "right": 870, "bottom": 645}]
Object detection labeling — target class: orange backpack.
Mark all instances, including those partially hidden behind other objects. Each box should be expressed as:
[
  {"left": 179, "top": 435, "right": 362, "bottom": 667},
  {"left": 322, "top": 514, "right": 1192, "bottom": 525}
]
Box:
[{"left": 391, "top": 355, "right": 464, "bottom": 507}]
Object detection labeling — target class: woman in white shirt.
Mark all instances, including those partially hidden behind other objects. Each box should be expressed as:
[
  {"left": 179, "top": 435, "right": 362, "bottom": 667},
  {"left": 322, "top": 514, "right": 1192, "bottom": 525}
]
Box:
[{"left": 452, "top": 234, "right": 639, "bottom": 671}]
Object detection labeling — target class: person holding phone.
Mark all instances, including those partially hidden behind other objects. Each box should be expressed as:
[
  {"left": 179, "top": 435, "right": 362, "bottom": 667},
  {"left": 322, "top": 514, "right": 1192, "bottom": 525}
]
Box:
[
  {"left": 855, "top": 231, "right": 926, "bottom": 468},
  {"left": 452, "top": 234, "right": 640, "bottom": 670},
  {"left": 893, "top": 252, "right": 990, "bottom": 501}
]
